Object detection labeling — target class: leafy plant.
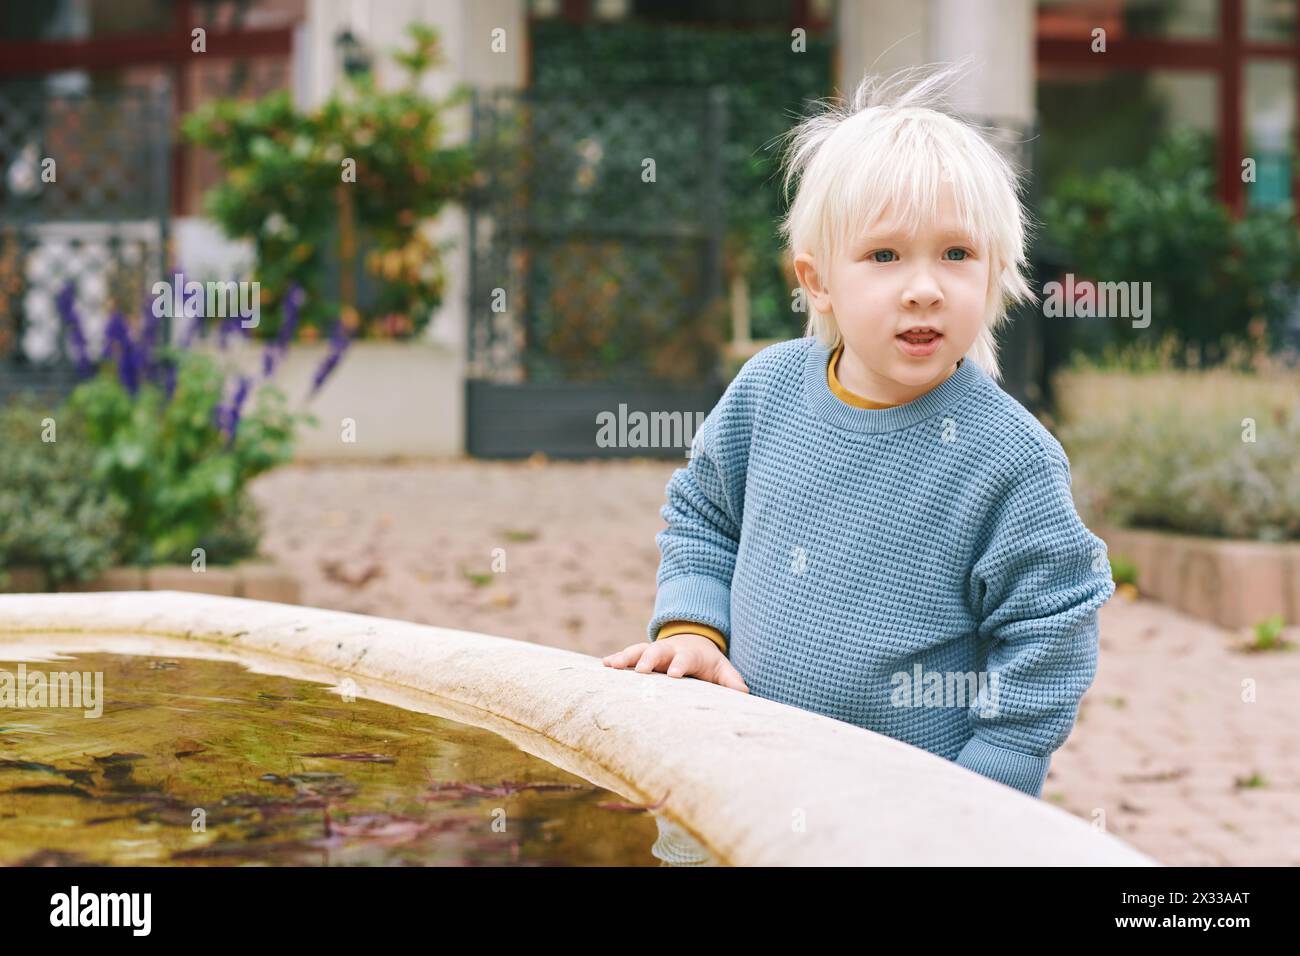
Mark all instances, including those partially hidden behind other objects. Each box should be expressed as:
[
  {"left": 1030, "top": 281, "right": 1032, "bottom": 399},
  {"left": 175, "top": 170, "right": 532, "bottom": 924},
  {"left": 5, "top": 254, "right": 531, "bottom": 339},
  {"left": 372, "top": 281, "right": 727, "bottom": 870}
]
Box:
[
  {"left": 1041, "top": 129, "right": 1300, "bottom": 360},
  {"left": 62, "top": 349, "right": 303, "bottom": 566},
  {"left": 53, "top": 282, "right": 322, "bottom": 567},
  {"left": 1109, "top": 555, "right": 1138, "bottom": 588},
  {"left": 1054, "top": 332, "right": 1300, "bottom": 541},
  {"left": 182, "top": 23, "right": 477, "bottom": 342},
  {"left": 0, "top": 394, "right": 126, "bottom": 588},
  {"left": 1250, "top": 614, "right": 1289, "bottom": 652}
]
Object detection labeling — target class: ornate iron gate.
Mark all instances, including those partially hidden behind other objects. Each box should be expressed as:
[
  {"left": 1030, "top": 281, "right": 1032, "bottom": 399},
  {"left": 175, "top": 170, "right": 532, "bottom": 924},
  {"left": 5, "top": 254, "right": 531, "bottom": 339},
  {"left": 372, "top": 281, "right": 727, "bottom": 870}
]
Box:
[
  {"left": 466, "top": 86, "right": 729, "bottom": 383},
  {"left": 464, "top": 85, "right": 730, "bottom": 458},
  {"left": 0, "top": 80, "right": 172, "bottom": 402}
]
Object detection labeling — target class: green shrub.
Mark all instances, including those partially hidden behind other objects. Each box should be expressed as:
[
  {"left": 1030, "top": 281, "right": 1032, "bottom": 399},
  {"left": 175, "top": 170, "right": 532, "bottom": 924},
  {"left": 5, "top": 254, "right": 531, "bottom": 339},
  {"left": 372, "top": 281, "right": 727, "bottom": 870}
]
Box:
[
  {"left": 1054, "top": 340, "right": 1300, "bottom": 541},
  {"left": 1041, "top": 129, "right": 1300, "bottom": 359},
  {"left": 182, "top": 24, "right": 475, "bottom": 341},
  {"left": 62, "top": 349, "right": 309, "bottom": 566},
  {"left": 1109, "top": 555, "right": 1138, "bottom": 587},
  {"left": 1251, "top": 614, "right": 1286, "bottom": 651},
  {"left": 0, "top": 394, "right": 127, "bottom": 588}
]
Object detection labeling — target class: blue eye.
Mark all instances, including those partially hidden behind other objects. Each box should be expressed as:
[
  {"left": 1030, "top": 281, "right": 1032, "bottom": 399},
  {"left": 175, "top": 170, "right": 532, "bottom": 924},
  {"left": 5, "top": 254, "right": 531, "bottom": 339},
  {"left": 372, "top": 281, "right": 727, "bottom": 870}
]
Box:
[
  {"left": 945, "top": 248, "right": 968, "bottom": 261},
  {"left": 870, "top": 250, "right": 897, "bottom": 263}
]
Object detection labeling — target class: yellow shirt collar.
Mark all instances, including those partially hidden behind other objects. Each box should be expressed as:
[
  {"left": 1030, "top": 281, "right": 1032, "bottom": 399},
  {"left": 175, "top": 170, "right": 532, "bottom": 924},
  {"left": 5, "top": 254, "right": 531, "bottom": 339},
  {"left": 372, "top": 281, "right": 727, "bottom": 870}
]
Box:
[
  {"left": 828, "top": 345, "right": 899, "bottom": 409},
  {"left": 828, "top": 344, "right": 962, "bottom": 409}
]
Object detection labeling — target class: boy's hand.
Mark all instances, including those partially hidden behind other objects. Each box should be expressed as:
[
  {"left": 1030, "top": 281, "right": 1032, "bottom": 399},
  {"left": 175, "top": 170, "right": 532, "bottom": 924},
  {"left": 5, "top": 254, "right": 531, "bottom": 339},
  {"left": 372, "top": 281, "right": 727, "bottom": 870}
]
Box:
[{"left": 602, "top": 633, "right": 750, "bottom": 693}]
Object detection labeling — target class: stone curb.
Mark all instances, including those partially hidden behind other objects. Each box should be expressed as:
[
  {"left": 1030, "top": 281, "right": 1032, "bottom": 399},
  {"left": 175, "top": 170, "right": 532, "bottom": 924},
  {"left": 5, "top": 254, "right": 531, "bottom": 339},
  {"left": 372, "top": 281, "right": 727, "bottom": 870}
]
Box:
[
  {"left": 0, "top": 562, "right": 300, "bottom": 605},
  {"left": 1098, "top": 525, "right": 1299, "bottom": 630}
]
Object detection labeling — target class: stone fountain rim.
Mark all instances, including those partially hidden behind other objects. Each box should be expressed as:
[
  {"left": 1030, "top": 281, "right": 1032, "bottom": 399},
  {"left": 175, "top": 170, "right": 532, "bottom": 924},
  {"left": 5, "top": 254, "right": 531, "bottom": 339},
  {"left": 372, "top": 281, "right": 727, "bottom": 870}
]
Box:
[{"left": 0, "top": 591, "right": 1158, "bottom": 867}]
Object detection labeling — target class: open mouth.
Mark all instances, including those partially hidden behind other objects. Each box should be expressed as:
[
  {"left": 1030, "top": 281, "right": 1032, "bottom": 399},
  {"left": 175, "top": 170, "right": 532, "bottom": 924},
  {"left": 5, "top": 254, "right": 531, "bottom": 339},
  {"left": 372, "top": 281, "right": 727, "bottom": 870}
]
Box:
[
  {"left": 897, "top": 327, "right": 941, "bottom": 344},
  {"left": 895, "top": 327, "right": 943, "bottom": 357}
]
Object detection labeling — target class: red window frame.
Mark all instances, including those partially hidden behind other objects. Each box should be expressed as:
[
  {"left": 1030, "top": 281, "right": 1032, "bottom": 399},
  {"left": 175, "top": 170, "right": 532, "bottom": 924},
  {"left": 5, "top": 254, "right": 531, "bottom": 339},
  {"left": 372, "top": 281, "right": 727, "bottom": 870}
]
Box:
[
  {"left": 0, "top": 0, "right": 296, "bottom": 216},
  {"left": 1038, "top": 0, "right": 1300, "bottom": 219}
]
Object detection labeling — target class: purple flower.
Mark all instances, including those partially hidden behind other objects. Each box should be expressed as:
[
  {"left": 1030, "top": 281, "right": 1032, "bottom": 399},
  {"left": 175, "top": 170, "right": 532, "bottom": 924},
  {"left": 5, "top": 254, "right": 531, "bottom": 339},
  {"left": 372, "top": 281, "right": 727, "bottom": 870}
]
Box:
[
  {"left": 101, "top": 312, "right": 139, "bottom": 396},
  {"left": 138, "top": 297, "right": 164, "bottom": 386},
  {"left": 55, "top": 282, "right": 94, "bottom": 379},
  {"left": 276, "top": 284, "right": 303, "bottom": 349},
  {"left": 224, "top": 374, "right": 253, "bottom": 448},
  {"left": 214, "top": 374, "right": 254, "bottom": 447},
  {"left": 262, "top": 283, "right": 303, "bottom": 380},
  {"left": 309, "top": 317, "right": 352, "bottom": 397}
]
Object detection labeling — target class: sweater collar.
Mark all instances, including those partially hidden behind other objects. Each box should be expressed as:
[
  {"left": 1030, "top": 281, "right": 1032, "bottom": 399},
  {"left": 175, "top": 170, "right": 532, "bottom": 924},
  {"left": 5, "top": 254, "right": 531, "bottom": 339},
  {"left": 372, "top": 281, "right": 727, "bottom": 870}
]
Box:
[{"left": 802, "top": 337, "right": 982, "bottom": 434}]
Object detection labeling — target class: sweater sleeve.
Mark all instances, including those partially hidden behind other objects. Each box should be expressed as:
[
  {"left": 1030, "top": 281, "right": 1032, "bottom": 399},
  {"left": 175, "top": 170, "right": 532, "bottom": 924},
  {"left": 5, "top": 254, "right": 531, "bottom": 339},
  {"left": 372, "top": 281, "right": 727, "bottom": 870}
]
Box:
[
  {"left": 957, "top": 453, "right": 1115, "bottom": 797},
  {"left": 646, "top": 380, "right": 749, "bottom": 647}
]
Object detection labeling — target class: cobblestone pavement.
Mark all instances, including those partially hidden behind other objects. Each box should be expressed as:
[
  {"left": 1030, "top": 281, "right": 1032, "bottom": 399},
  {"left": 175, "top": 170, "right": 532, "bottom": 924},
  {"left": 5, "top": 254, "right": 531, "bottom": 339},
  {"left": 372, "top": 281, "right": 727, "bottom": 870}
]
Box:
[{"left": 251, "top": 458, "right": 1300, "bottom": 866}]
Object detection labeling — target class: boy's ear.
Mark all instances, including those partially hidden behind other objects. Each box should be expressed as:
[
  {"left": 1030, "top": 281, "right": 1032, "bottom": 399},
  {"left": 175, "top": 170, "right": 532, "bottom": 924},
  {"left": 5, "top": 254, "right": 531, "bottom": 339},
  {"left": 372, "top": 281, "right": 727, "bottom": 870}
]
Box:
[{"left": 793, "top": 252, "right": 832, "bottom": 314}]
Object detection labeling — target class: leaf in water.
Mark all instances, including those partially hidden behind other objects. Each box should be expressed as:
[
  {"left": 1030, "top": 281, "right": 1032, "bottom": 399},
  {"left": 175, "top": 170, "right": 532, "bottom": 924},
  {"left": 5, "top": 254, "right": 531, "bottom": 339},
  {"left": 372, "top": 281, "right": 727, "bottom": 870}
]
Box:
[
  {"left": 173, "top": 738, "right": 208, "bottom": 758},
  {"left": 92, "top": 752, "right": 146, "bottom": 764},
  {"left": 421, "top": 774, "right": 591, "bottom": 800},
  {"left": 171, "top": 839, "right": 313, "bottom": 862},
  {"left": 61, "top": 769, "right": 97, "bottom": 787},
  {"left": 0, "top": 758, "right": 61, "bottom": 774},
  {"left": 16, "top": 849, "right": 90, "bottom": 866},
  {"left": 8, "top": 784, "right": 93, "bottom": 798},
  {"left": 298, "top": 752, "right": 396, "bottom": 763},
  {"left": 322, "top": 810, "right": 475, "bottom": 847}
]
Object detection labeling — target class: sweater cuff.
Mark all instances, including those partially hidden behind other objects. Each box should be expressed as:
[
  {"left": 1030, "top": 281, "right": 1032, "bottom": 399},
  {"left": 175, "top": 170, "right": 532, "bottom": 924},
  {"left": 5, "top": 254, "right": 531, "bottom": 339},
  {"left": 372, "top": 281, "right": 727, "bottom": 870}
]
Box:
[
  {"left": 655, "top": 620, "right": 728, "bottom": 656},
  {"left": 647, "top": 574, "right": 731, "bottom": 646},
  {"left": 953, "top": 736, "right": 1050, "bottom": 798}
]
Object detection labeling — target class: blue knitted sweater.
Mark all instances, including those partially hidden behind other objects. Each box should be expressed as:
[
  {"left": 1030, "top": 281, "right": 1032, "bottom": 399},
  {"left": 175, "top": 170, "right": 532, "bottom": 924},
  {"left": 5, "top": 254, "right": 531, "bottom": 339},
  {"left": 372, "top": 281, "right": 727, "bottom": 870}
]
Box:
[{"left": 647, "top": 336, "right": 1115, "bottom": 798}]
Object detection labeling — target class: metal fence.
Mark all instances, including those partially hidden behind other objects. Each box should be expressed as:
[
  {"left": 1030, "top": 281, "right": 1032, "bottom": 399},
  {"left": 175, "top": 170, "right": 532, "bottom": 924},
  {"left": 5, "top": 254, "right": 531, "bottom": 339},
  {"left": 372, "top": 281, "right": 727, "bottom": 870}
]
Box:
[
  {"left": 466, "top": 85, "right": 729, "bottom": 386},
  {"left": 0, "top": 81, "right": 171, "bottom": 402}
]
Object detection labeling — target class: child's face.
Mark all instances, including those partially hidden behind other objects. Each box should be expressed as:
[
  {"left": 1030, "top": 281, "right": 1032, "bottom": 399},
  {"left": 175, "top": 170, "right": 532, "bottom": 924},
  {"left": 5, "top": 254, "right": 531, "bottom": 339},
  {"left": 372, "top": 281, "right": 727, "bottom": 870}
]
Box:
[{"left": 797, "top": 181, "right": 992, "bottom": 397}]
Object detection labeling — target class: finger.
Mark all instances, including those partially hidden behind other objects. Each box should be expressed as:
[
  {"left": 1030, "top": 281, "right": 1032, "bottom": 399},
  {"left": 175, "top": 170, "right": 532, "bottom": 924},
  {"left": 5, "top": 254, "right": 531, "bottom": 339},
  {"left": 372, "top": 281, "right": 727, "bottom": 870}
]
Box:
[
  {"left": 603, "top": 643, "right": 648, "bottom": 668},
  {"left": 666, "top": 650, "right": 699, "bottom": 679},
  {"left": 634, "top": 642, "right": 672, "bottom": 674},
  {"left": 713, "top": 659, "right": 750, "bottom": 693}
]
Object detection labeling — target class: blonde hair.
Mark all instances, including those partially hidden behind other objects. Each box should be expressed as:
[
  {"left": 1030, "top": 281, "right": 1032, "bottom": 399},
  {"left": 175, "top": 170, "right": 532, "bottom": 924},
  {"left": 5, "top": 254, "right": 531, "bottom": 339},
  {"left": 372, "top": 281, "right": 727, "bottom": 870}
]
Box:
[{"left": 774, "top": 59, "right": 1037, "bottom": 381}]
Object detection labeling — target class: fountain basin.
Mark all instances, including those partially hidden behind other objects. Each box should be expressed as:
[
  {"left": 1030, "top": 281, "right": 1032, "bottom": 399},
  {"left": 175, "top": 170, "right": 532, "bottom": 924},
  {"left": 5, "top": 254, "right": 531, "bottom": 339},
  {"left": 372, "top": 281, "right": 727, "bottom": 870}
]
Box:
[{"left": 0, "top": 591, "right": 1157, "bottom": 866}]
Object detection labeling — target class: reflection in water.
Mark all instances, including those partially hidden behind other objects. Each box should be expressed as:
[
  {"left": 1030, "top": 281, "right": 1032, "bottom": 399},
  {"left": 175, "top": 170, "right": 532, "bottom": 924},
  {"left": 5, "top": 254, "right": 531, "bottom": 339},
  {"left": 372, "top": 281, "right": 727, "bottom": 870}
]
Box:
[
  {"left": 651, "top": 814, "right": 716, "bottom": 866},
  {"left": 0, "top": 651, "right": 672, "bottom": 866}
]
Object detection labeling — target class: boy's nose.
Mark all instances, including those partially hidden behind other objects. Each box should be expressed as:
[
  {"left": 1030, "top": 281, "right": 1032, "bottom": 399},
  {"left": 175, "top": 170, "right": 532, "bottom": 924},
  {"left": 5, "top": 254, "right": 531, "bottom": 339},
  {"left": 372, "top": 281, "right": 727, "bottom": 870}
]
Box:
[{"left": 901, "top": 281, "right": 943, "bottom": 310}]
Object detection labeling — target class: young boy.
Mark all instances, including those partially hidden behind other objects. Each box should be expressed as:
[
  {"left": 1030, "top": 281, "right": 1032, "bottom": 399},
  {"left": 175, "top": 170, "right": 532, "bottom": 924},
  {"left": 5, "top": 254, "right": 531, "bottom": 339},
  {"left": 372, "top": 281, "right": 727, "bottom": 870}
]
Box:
[{"left": 602, "top": 63, "right": 1115, "bottom": 799}]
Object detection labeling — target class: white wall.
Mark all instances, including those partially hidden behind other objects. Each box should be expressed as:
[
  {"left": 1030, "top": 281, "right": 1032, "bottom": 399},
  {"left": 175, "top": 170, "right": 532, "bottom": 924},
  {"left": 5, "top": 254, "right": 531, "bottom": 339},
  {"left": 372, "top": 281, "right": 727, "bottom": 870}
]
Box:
[{"left": 836, "top": 0, "right": 1035, "bottom": 127}]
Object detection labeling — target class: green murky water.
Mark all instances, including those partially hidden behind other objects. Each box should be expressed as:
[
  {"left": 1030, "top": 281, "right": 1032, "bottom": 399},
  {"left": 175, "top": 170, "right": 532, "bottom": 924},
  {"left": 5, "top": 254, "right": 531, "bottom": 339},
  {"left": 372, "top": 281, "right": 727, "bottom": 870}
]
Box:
[{"left": 0, "top": 651, "right": 669, "bottom": 866}]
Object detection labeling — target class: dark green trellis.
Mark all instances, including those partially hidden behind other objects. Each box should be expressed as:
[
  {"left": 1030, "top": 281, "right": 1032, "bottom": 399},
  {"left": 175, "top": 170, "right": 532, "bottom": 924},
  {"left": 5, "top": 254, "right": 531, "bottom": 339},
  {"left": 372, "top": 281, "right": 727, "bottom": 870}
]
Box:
[
  {"left": 467, "top": 84, "right": 729, "bottom": 385},
  {"left": 528, "top": 18, "right": 835, "bottom": 344}
]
